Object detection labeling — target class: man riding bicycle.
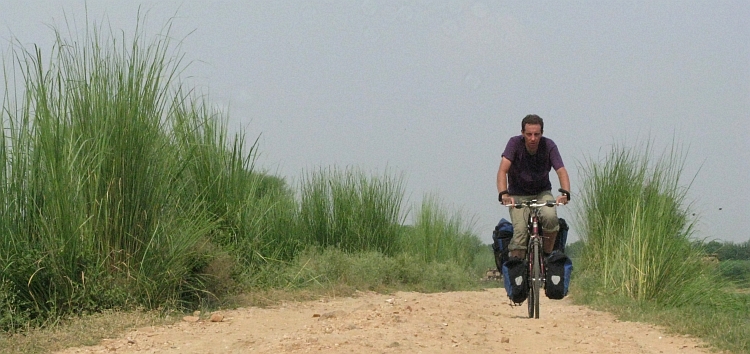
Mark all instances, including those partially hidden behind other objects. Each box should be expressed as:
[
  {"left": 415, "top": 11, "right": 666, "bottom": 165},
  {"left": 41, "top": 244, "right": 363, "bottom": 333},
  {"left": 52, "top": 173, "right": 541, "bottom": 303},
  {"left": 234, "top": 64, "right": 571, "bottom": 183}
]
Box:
[{"left": 497, "top": 114, "right": 570, "bottom": 260}]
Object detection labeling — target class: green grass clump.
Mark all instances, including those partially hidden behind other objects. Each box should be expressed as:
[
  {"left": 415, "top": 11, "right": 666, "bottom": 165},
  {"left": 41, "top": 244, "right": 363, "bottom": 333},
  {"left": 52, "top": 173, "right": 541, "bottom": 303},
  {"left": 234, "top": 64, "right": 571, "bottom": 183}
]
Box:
[
  {"left": 399, "top": 194, "right": 484, "bottom": 270},
  {"left": 575, "top": 142, "right": 750, "bottom": 353},
  {"left": 0, "top": 17, "right": 274, "bottom": 329},
  {"left": 297, "top": 167, "right": 405, "bottom": 256},
  {"left": 576, "top": 143, "right": 709, "bottom": 305},
  {"left": 0, "top": 19, "right": 218, "bottom": 327}
]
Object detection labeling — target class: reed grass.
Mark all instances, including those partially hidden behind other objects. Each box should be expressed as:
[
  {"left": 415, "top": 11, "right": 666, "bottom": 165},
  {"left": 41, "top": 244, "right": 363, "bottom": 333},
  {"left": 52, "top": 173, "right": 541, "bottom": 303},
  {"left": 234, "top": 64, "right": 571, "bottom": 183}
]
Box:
[
  {"left": 297, "top": 167, "right": 406, "bottom": 256},
  {"left": 576, "top": 143, "right": 710, "bottom": 305},
  {"left": 0, "top": 17, "right": 255, "bottom": 329},
  {"left": 575, "top": 142, "right": 750, "bottom": 353},
  {"left": 399, "top": 194, "right": 483, "bottom": 270}
]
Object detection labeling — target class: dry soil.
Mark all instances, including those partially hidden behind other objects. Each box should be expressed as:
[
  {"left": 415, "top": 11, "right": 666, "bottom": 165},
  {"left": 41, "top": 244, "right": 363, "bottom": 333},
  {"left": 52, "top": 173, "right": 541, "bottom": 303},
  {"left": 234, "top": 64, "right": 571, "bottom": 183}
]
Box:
[{"left": 55, "top": 288, "right": 714, "bottom": 354}]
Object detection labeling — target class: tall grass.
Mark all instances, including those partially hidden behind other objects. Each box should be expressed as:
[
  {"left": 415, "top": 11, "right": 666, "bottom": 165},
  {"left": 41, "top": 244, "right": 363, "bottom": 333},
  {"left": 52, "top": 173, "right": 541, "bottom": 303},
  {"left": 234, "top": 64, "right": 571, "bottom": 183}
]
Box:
[
  {"left": 0, "top": 18, "right": 268, "bottom": 329},
  {"left": 576, "top": 142, "right": 750, "bottom": 352},
  {"left": 576, "top": 143, "right": 711, "bottom": 305},
  {"left": 399, "top": 194, "right": 483, "bottom": 269},
  {"left": 297, "top": 167, "right": 406, "bottom": 256},
  {"left": 171, "top": 100, "right": 300, "bottom": 276}
]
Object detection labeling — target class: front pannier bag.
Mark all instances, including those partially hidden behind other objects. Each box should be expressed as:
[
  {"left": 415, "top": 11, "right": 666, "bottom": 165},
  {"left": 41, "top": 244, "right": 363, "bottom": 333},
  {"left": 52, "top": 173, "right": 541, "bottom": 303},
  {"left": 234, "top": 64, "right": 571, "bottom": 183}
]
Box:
[{"left": 502, "top": 257, "right": 528, "bottom": 304}]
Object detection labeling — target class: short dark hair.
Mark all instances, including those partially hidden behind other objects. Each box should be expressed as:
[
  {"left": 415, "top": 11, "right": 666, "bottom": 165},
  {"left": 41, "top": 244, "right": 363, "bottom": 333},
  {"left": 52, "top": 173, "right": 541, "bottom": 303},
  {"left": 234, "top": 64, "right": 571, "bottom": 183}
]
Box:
[{"left": 521, "top": 114, "right": 544, "bottom": 133}]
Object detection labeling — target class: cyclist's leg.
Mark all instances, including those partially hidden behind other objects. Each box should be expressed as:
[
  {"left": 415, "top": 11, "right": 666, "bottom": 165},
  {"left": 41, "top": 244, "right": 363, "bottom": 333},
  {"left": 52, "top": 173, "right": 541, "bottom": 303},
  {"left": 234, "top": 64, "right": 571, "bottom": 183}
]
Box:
[
  {"left": 538, "top": 191, "right": 560, "bottom": 255},
  {"left": 508, "top": 194, "right": 532, "bottom": 259}
]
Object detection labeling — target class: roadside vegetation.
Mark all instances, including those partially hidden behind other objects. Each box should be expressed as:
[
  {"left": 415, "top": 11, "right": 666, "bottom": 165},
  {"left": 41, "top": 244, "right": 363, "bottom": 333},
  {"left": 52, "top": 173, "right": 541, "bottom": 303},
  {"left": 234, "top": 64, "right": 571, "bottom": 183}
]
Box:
[
  {"left": 0, "top": 18, "right": 495, "bottom": 353},
  {"left": 574, "top": 143, "right": 750, "bottom": 353}
]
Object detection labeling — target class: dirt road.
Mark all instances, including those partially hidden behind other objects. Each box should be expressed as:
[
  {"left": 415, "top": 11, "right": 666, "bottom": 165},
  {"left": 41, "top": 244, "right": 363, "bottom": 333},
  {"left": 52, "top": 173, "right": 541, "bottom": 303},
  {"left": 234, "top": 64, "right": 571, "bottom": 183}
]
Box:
[{"left": 56, "top": 288, "right": 712, "bottom": 354}]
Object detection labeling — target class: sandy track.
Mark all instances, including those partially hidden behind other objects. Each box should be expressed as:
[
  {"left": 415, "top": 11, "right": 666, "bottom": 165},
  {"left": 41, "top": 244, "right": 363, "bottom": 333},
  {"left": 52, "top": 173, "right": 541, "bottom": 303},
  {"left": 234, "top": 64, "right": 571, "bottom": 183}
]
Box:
[{"left": 56, "top": 288, "right": 713, "bottom": 354}]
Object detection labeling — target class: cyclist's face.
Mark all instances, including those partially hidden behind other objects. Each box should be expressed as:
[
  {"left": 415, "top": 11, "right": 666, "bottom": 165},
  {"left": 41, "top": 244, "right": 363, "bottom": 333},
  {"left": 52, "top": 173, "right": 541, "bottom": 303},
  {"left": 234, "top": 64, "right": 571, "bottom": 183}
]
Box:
[{"left": 522, "top": 124, "right": 543, "bottom": 153}]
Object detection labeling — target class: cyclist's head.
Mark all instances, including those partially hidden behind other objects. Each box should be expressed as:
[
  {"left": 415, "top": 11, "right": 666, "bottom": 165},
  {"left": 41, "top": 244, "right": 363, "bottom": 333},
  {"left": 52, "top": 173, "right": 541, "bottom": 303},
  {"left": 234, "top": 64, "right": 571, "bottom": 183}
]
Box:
[
  {"left": 521, "top": 114, "right": 544, "bottom": 133},
  {"left": 521, "top": 115, "right": 544, "bottom": 153}
]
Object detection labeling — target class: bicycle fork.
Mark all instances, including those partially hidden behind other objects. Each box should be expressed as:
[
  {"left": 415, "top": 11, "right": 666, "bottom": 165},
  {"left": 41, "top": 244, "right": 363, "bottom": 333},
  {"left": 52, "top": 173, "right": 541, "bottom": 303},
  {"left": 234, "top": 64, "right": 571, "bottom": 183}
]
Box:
[
  {"left": 528, "top": 215, "right": 545, "bottom": 318},
  {"left": 529, "top": 216, "right": 545, "bottom": 286}
]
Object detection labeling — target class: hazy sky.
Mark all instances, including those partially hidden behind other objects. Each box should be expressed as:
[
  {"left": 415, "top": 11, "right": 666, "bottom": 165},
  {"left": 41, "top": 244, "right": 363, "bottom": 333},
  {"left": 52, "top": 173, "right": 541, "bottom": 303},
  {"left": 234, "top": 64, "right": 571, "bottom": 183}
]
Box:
[{"left": 2, "top": 1, "right": 749, "bottom": 244}]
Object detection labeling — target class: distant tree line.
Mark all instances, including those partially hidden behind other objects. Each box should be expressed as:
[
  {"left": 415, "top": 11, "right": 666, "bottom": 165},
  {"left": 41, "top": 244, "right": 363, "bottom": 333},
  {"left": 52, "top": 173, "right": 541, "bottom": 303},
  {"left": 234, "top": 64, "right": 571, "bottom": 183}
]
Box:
[
  {"left": 695, "top": 240, "right": 750, "bottom": 261},
  {"left": 563, "top": 239, "right": 750, "bottom": 262}
]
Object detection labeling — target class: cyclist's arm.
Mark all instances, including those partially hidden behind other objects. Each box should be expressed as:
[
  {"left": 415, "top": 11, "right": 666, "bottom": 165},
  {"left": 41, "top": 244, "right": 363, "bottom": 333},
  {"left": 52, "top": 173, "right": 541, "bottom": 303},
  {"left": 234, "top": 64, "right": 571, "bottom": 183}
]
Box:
[
  {"left": 555, "top": 166, "right": 570, "bottom": 204},
  {"left": 497, "top": 157, "right": 514, "bottom": 204}
]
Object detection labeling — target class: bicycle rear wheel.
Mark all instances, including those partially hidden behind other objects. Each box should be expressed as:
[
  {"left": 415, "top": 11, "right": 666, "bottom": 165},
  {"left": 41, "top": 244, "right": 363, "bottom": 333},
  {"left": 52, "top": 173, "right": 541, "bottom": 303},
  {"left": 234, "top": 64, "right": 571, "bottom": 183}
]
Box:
[{"left": 529, "top": 240, "right": 541, "bottom": 319}]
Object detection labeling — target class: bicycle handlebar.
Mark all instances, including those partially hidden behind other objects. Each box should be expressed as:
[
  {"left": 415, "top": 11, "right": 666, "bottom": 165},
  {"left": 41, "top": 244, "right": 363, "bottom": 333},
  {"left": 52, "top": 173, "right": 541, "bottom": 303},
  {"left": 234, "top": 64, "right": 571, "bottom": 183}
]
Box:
[
  {"left": 505, "top": 200, "right": 562, "bottom": 209},
  {"left": 500, "top": 188, "right": 570, "bottom": 209}
]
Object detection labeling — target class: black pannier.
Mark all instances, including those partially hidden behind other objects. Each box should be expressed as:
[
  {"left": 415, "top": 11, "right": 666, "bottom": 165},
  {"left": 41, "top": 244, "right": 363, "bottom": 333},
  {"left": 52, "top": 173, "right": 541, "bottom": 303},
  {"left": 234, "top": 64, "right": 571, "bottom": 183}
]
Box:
[{"left": 502, "top": 257, "right": 528, "bottom": 304}]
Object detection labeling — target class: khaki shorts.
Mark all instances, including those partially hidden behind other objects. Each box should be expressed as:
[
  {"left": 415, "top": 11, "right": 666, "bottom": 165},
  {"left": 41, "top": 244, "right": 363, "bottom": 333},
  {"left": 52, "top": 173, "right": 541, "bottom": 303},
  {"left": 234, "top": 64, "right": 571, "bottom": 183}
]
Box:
[{"left": 507, "top": 190, "right": 559, "bottom": 251}]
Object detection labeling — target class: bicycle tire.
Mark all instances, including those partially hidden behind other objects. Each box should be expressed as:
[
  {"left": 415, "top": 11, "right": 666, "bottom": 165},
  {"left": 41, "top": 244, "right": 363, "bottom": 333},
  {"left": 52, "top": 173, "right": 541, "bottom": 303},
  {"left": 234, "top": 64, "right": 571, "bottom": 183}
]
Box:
[
  {"left": 527, "top": 265, "right": 534, "bottom": 319},
  {"left": 531, "top": 240, "right": 541, "bottom": 319}
]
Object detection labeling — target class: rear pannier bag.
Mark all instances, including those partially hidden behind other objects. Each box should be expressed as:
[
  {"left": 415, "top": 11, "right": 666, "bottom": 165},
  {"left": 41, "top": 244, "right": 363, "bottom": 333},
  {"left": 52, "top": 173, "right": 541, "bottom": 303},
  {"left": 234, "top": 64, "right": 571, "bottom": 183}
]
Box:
[
  {"left": 492, "top": 218, "right": 513, "bottom": 273},
  {"left": 553, "top": 218, "right": 569, "bottom": 253},
  {"left": 502, "top": 257, "right": 528, "bottom": 304},
  {"left": 544, "top": 253, "right": 573, "bottom": 299}
]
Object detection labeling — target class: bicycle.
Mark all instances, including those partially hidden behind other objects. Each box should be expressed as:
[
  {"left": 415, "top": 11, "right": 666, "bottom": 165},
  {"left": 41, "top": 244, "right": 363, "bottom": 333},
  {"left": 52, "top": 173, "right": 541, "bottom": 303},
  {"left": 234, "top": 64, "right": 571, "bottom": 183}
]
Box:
[{"left": 505, "top": 188, "right": 569, "bottom": 319}]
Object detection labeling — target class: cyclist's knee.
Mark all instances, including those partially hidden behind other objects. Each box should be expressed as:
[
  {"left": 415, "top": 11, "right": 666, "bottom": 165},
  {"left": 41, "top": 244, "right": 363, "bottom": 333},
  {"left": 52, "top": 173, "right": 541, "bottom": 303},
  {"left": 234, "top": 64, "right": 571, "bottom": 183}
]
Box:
[{"left": 509, "top": 249, "right": 526, "bottom": 259}]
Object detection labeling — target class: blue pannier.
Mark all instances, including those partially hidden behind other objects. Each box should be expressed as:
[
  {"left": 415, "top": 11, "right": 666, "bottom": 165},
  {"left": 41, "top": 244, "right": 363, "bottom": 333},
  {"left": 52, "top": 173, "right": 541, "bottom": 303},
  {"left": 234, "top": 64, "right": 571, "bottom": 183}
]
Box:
[
  {"left": 491, "top": 218, "right": 513, "bottom": 272},
  {"left": 553, "top": 217, "right": 569, "bottom": 253}
]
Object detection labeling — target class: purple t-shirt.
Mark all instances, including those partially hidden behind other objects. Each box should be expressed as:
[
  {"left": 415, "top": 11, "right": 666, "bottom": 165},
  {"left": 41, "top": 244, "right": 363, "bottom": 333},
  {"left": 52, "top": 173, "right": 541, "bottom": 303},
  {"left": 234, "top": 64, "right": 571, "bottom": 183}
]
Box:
[{"left": 502, "top": 135, "right": 564, "bottom": 195}]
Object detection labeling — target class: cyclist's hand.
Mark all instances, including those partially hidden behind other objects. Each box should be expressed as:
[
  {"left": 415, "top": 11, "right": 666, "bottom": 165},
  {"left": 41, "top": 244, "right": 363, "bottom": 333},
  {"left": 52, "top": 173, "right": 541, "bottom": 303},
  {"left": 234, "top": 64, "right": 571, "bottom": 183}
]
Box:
[
  {"left": 502, "top": 195, "right": 515, "bottom": 205},
  {"left": 556, "top": 194, "right": 568, "bottom": 205}
]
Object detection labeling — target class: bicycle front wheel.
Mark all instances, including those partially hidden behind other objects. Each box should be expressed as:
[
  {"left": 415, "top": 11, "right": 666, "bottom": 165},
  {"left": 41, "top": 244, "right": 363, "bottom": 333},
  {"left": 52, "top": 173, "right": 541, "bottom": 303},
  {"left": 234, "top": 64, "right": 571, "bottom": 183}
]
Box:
[{"left": 530, "top": 240, "right": 541, "bottom": 319}]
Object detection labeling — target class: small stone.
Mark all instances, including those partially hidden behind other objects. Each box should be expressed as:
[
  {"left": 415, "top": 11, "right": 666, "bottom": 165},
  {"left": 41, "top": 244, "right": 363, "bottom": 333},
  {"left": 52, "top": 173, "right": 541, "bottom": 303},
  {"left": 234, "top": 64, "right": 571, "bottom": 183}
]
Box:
[
  {"left": 320, "top": 310, "right": 346, "bottom": 319},
  {"left": 193, "top": 310, "right": 201, "bottom": 316},
  {"left": 501, "top": 337, "right": 510, "bottom": 343},
  {"left": 182, "top": 316, "right": 200, "bottom": 322},
  {"left": 210, "top": 313, "right": 224, "bottom": 322}
]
